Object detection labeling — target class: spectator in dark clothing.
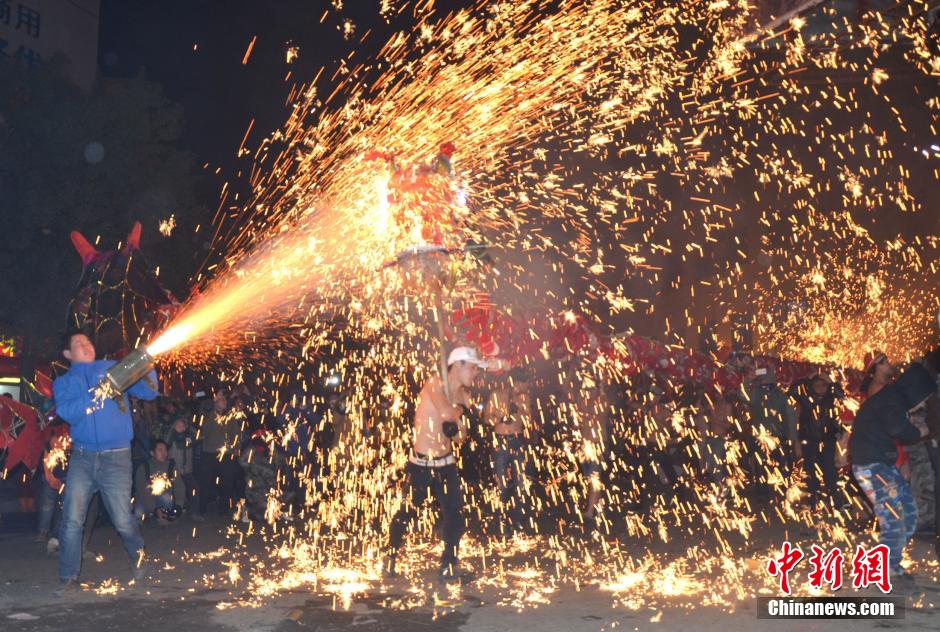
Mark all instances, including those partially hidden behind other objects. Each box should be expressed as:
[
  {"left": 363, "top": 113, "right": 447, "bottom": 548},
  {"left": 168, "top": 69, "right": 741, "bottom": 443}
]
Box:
[
  {"left": 35, "top": 434, "right": 69, "bottom": 544},
  {"left": 746, "top": 366, "right": 799, "bottom": 497},
  {"left": 165, "top": 416, "right": 202, "bottom": 519},
  {"left": 196, "top": 390, "right": 244, "bottom": 516},
  {"left": 37, "top": 434, "right": 102, "bottom": 557},
  {"left": 789, "top": 374, "right": 844, "bottom": 507},
  {"left": 850, "top": 363, "right": 933, "bottom": 585},
  {"left": 133, "top": 440, "right": 180, "bottom": 524},
  {"left": 920, "top": 346, "right": 940, "bottom": 556}
]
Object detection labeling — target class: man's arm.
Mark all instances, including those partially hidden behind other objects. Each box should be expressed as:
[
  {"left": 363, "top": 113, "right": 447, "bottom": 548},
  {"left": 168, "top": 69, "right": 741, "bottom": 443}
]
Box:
[
  {"left": 925, "top": 394, "right": 940, "bottom": 442},
  {"left": 52, "top": 374, "right": 92, "bottom": 426},
  {"left": 427, "top": 376, "right": 462, "bottom": 422},
  {"left": 484, "top": 390, "right": 505, "bottom": 428},
  {"left": 832, "top": 382, "right": 845, "bottom": 400},
  {"left": 126, "top": 369, "right": 160, "bottom": 401},
  {"left": 884, "top": 398, "right": 926, "bottom": 444}
]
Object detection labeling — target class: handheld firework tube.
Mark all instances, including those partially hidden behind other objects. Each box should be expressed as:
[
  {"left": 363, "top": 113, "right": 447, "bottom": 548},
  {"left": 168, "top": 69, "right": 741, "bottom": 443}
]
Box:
[
  {"left": 103, "top": 346, "right": 157, "bottom": 412},
  {"left": 435, "top": 296, "right": 453, "bottom": 404}
]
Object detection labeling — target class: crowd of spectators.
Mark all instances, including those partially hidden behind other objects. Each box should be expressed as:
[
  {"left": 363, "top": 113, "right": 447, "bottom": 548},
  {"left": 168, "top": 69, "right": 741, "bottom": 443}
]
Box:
[{"left": 13, "top": 334, "right": 940, "bottom": 590}]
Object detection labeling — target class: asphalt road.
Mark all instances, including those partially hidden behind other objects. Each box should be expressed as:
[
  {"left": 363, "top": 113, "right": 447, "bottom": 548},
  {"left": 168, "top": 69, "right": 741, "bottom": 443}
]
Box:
[{"left": 1, "top": 513, "right": 938, "bottom": 632}]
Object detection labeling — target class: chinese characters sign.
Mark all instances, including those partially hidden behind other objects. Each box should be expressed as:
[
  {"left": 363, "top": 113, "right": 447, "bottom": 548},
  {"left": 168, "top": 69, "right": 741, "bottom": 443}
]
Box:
[
  {"left": 767, "top": 542, "right": 893, "bottom": 595},
  {"left": 0, "top": 0, "right": 99, "bottom": 89}
]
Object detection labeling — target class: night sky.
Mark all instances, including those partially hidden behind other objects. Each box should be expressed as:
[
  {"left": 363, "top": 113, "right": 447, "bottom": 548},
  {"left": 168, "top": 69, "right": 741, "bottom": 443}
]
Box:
[{"left": 96, "top": 1, "right": 424, "bottom": 184}]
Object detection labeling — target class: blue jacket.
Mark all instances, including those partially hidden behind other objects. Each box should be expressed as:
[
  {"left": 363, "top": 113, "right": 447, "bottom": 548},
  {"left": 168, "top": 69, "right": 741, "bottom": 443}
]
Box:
[{"left": 53, "top": 360, "right": 159, "bottom": 452}]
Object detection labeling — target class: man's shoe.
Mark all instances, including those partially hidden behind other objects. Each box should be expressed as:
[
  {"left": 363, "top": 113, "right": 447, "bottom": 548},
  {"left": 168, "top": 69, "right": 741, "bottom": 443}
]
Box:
[
  {"left": 55, "top": 580, "right": 81, "bottom": 597},
  {"left": 46, "top": 538, "right": 59, "bottom": 555},
  {"left": 384, "top": 553, "right": 399, "bottom": 578},
  {"left": 132, "top": 554, "right": 149, "bottom": 582},
  {"left": 439, "top": 563, "right": 471, "bottom": 584}
]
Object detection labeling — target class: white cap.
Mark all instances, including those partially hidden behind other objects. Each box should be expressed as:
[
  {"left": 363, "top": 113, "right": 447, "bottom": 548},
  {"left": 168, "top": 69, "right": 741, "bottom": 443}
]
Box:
[{"left": 447, "top": 346, "right": 489, "bottom": 368}]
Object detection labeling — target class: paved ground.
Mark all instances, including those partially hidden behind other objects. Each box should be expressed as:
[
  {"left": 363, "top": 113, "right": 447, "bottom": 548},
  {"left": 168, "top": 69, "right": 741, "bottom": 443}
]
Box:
[{"left": 0, "top": 514, "right": 938, "bottom": 632}]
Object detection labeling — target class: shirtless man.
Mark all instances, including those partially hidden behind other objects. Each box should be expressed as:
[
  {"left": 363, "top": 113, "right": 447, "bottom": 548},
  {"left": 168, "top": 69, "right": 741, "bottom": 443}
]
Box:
[
  {"left": 484, "top": 367, "right": 536, "bottom": 537},
  {"left": 387, "top": 346, "right": 486, "bottom": 582}
]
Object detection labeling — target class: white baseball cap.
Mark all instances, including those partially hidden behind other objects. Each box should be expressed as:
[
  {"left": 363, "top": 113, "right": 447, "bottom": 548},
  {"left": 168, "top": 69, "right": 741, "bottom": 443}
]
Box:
[{"left": 447, "top": 346, "right": 489, "bottom": 368}]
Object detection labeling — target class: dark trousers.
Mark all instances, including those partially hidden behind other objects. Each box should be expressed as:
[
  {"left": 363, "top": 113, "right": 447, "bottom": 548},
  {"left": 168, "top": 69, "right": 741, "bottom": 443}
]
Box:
[
  {"left": 803, "top": 437, "right": 840, "bottom": 505},
  {"left": 389, "top": 462, "right": 463, "bottom": 571},
  {"left": 749, "top": 433, "right": 792, "bottom": 496},
  {"left": 181, "top": 472, "right": 201, "bottom": 514},
  {"left": 928, "top": 442, "right": 940, "bottom": 536},
  {"left": 198, "top": 452, "right": 241, "bottom": 514},
  {"left": 492, "top": 435, "right": 529, "bottom": 533}
]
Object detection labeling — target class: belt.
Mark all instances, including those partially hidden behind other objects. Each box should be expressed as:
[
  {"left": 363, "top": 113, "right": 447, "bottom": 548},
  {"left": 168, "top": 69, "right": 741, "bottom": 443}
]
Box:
[
  {"left": 409, "top": 451, "right": 456, "bottom": 468},
  {"left": 73, "top": 446, "right": 130, "bottom": 454}
]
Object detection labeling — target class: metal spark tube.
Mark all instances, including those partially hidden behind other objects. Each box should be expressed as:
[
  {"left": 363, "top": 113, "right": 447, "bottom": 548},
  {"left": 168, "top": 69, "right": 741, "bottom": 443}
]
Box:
[{"left": 104, "top": 346, "right": 156, "bottom": 395}]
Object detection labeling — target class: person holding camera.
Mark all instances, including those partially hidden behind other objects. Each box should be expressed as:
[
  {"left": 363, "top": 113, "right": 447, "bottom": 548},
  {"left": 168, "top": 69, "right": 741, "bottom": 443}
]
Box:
[
  {"left": 387, "top": 347, "right": 486, "bottom": 583},
  {"left": 134, "top": 440, "right": 181, "bottom": 525}
]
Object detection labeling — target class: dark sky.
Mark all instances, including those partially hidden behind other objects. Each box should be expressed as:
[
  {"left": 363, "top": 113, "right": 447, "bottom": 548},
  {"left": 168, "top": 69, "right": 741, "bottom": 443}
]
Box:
[{"left": 96, "top": 0, "right": 393, "bottom": 180}]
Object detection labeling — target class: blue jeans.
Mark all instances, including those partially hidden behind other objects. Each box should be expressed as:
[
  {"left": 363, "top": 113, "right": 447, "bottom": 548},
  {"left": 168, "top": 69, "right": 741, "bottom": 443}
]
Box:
[
  {"left": 37, "top": 474, "right": 60, "bottom": 536},
  {"left": 853, "top": 463, "right": 917, "bottom": 574},
  {"left": 135, "top": 492, "right": 175, "bottom": 518},
  {"left": 60, "top": 448, "right": 145, "bottom": 582}
]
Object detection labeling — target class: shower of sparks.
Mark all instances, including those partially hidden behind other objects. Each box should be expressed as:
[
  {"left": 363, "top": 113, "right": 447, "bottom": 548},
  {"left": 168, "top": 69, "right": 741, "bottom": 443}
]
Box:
[
  {"left": 159, "top": 214, "right": 177, "bottom": 237},
  {"left": 43, "top": 435, "right": 70, "bottom": 473},
  {"left": 286, "top": 44, "right": 300, "bottom": 65},
  {"left": 149, "top": 472, "right": 171, "bottom": 496},
  {"left": 87, "top": 380, "right": 121, "bottom": 415},
  {"left": 140, "top": 0, "right": 939, "bottom": 615}
]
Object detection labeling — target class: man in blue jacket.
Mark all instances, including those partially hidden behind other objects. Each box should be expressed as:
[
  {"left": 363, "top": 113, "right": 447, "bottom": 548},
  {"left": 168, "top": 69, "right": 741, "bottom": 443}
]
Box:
[{"left": 53, "top": 329, "right": 159, "bottom": 592}]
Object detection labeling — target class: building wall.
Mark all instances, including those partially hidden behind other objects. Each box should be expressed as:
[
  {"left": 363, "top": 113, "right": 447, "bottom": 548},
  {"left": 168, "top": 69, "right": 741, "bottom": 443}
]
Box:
[{"left": 0, "top": 0, "right": 100, "bottom": 90}]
